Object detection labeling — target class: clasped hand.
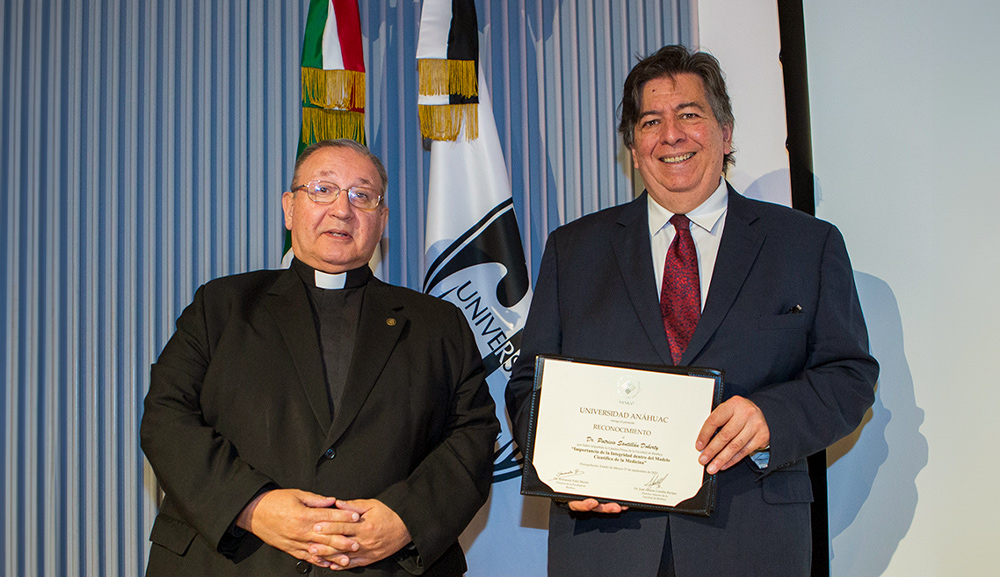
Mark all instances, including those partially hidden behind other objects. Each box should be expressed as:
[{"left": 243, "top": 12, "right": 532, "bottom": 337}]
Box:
[{"left": 243, "top": 489, "right": 411, "bottom": 570}]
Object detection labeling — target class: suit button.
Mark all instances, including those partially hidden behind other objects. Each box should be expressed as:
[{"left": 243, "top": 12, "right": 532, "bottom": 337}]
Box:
[
  {"left": 296, "top": 559, "right": 312, "bottom": 574},
  {"left": 324, "top": 448, "right": 335, "bottom": 459}
]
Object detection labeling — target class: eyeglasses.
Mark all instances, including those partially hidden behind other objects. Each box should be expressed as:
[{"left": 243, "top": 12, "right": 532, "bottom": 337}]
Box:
[{"left": 291, "top": 180, "right": 383, "bottom": 211}]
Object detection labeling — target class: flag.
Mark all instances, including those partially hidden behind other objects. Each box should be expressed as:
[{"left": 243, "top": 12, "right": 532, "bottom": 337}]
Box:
[
  {"left": 416, "top": 0, "right": 478, "bottom": 141},
  {"left": 299, "top": 0, "right": 365, "bottom": 152},
  {"left": 419, "top": 0, "right": 545, "bottom": 573},
  {"left": 283, "top": 0, "right": 379, "bottom": 270}
]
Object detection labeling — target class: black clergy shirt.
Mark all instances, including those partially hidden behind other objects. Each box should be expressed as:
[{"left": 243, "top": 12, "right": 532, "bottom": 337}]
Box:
[{"left": 291, "top": 258, "right": 370, "bottom": 420}]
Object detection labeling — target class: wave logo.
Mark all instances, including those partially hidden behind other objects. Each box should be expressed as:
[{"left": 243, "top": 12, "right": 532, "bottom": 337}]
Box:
[
  {"left": 424, "top": 198, "right": 533, "bottom": 482},
  {"left": 425, "top": 198, "right": 531, "bottom": 380}
]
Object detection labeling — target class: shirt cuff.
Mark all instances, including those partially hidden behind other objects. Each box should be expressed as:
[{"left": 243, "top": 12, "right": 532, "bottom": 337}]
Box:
[{"left": 750, "top": 447, "right": 770, "bottom": 469}]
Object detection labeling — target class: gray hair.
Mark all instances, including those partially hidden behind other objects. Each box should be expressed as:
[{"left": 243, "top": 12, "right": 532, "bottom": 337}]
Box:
[{"left": 291, "top": 139, "right": 389, "bottom": 196}]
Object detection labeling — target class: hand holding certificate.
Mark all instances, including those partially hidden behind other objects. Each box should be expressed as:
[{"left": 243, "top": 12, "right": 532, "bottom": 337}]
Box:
[{"left": 520, "top": 356, "right": 723, "bottom": 515}]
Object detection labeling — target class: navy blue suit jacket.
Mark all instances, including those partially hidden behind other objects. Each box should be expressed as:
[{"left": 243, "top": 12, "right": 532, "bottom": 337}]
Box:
[{"left": 506, "top": 186, "right": 877, "bottom": 576}]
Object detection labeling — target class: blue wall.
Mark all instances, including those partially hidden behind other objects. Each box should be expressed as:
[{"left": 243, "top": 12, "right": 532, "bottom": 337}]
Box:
[{"left": 0, "top": 0, "right": 688, "bottom": 574}]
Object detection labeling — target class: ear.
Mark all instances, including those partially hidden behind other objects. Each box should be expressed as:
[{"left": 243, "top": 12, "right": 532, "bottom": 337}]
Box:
[
  {"left": 376, "top": 205, "right": 389, "bottom": 237},
  {"left": 722, "top": 123, "right": 734, "bottom": 155},
  {"left": 281, "top": 191, "right": 295, "bottom": 231},
  {"left": 630, "top": 147, "right": 639, "bottom": 169}
]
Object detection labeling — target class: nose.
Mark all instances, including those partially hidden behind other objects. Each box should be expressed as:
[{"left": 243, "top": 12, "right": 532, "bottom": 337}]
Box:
[
  {"left": 660, "top": 117, "right": 685, "bottom": 146},
  {"left": 326, "top": 189, "right": 354, "bottom": 218}
]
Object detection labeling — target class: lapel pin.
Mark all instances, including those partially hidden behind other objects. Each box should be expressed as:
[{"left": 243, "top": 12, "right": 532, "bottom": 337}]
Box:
[{"left": 386, "top": 318, "right": 397, "bottom": 326}]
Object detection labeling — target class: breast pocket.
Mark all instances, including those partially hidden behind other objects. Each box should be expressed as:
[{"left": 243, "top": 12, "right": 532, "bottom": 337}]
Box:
[{"left": 757, "top": 312, "right": 810, "bottom": 331}]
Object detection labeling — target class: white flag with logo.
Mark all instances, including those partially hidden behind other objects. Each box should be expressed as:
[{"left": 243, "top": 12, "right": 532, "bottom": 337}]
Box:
[{"left": 419, "top": 0, "right": 544, "bottom": 573}]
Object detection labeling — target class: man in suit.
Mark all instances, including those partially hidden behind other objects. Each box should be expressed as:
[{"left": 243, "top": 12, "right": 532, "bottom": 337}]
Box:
[
  {"left": 141, "top": 139, "right": 499, "bottom": 575},
  {"left": 505, "top": 45, "right": 878, "bottom": 576}
]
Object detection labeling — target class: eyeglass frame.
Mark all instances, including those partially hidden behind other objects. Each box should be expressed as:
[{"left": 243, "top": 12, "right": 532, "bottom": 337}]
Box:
[{"left": 290, "top": 180, "right": 384, "bottom": 211}]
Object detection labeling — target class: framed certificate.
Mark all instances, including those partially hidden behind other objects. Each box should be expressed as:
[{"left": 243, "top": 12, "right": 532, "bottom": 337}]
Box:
[{"left": 520, "top": 355, "right": 724, "bottom": 516}]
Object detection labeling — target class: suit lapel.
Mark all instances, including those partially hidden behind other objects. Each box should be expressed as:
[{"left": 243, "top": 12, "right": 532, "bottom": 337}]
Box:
[
  {"left": 682, "top": 186, "right": 765, "bottom": 364},
  {"left": 264, "top": 268, "right": 333, "bottom": 432},
  {"left": 323, "top": 278, "right": 405, "bottom": 448},
  {"left": 612, "top": 193, "right": 674, "bottom": 366}
]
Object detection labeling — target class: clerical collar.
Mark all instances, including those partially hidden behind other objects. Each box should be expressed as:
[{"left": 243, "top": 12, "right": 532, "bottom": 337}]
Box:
[{"left": 290, "top": 258, "right": 371, "bottom": 290}]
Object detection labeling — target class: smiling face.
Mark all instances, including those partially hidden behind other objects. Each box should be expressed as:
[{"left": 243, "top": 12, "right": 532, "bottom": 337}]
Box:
[
  {"left": 629, "top": 73, "right": 733, "bottom": 214},
  {"left": 282, "top": 146, "right": 388, "bottom": 273}
]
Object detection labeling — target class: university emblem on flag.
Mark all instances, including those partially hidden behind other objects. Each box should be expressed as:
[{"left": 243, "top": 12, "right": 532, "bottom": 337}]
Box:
[
  {"left": 424, "top": 199, "right": 530, "bottom": 378},
  {"left": 419, "top": 0, "right": 532, "bottom": 483}
]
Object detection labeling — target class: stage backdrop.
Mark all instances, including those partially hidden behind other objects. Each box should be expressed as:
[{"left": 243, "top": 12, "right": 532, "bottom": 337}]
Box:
[
  {"left": 1, "top": 1, "right": 691, "bottom": 575},
  {"left": 803, "top": 1, "right": 1000, "bottom": 576}
]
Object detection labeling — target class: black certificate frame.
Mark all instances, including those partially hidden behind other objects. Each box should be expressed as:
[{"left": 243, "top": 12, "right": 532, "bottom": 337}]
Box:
[{"left": 519, "top": 355, "right": 725, "bottom": 517}]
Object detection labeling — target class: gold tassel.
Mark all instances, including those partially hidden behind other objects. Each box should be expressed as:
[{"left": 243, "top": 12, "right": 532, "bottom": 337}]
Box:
[
  {"left": 300, "top": 107, "right": 366, "bottom": 144},
  {"left": 418, "top": 59, "right": 478, "bottom": 98},
  {"left": 301, "top": 68, "right": 366, "bottom": 110},
  {"left": 419, "top": 104, "right": 478, "bottom": 142}
]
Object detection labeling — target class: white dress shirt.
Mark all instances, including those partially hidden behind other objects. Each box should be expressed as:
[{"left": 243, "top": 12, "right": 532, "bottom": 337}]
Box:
[
  {"left": 647, "top": 180, "right": 771, "bottom": 468},
  {"left": 648, "top": 178, "right": 729, "bottom": 309}
]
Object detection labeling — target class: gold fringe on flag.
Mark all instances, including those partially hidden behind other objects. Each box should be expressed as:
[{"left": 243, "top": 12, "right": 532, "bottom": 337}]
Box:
[
  {"left": 419, "top": 103, "right": 478, "bottom": 142},
  {"left": 301, "top": 107, "right": 366, "bottom": 144},
  {"left": 301, "top": 67, "right": 366, "bottom": 110},
  {"left": 417, "top": 59, "right": 478, "bottom": 98}
]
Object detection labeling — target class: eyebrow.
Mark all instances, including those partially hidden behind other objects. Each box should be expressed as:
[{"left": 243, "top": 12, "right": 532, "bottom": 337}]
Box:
[
  {"left": 312, "top": 171, "right": 376, "bottom": 187},
  {"left": 638, "top": 101, "right": 706, "bottom": 118},
  {"left": 675, "top": 101, "right": 704, "bottom": 111}
]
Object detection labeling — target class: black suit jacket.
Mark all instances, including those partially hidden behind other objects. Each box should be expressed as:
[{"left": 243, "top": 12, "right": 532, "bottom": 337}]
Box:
[
  {"left": 141, "top": 267, "right": 499, "bottom": 576},
  {"left": 506, "top": 187, "right": 878, "bottom": 576}
]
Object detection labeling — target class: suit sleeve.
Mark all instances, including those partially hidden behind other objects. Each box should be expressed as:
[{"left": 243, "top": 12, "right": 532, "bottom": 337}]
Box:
[
  {"left": 749, "top": 224, "right": 879, "bottom": 471},
  {"left": 375, "top": 303, "right": 500, "bottom": 570},
  {"left": 140, "top": 285, "right": 273, "bottom": 554}
]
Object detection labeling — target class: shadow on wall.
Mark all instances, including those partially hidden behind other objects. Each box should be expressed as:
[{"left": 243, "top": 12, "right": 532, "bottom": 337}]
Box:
[
  {"left": 826, "top": 272, "right": 927, "bottom": 576},
  {"left": 739, "top": 170, "right": 926, "bottom": 575},
  {"left": 741, "top": 168, "right": 792, "bottom": 206}
]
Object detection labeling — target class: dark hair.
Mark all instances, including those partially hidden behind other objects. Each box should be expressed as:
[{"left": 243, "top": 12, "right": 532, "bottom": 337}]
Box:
[
  {"left": 291, "top": 139, "right": 389, "bottom": 196},
  {"left": 618, "top": 45, "right": 735, "bottom": 170}
]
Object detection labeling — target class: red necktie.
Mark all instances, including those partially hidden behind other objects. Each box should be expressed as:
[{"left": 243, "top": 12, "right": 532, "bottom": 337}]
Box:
[{"left": 660, "top": 214, "right": 700, "bottom": 364}]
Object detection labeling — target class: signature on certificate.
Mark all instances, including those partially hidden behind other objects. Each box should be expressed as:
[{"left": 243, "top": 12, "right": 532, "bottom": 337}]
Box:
[
  {"left": 643, "top": 472, "right": 668, "bottom": 490},
  {"left": 553, "top": 469, "right": 585, "bottom": 481}
]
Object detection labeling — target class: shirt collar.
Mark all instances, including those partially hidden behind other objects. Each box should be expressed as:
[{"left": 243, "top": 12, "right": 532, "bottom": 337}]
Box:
[
  {"left": 291, "top": 258, "right": 371, "bottom": 290},
  {"left": 648, "top": 178, "right": 729, "bottom": 236},
  {"left": 315, "top": 269, "right": 347, "bottom": 289}
]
